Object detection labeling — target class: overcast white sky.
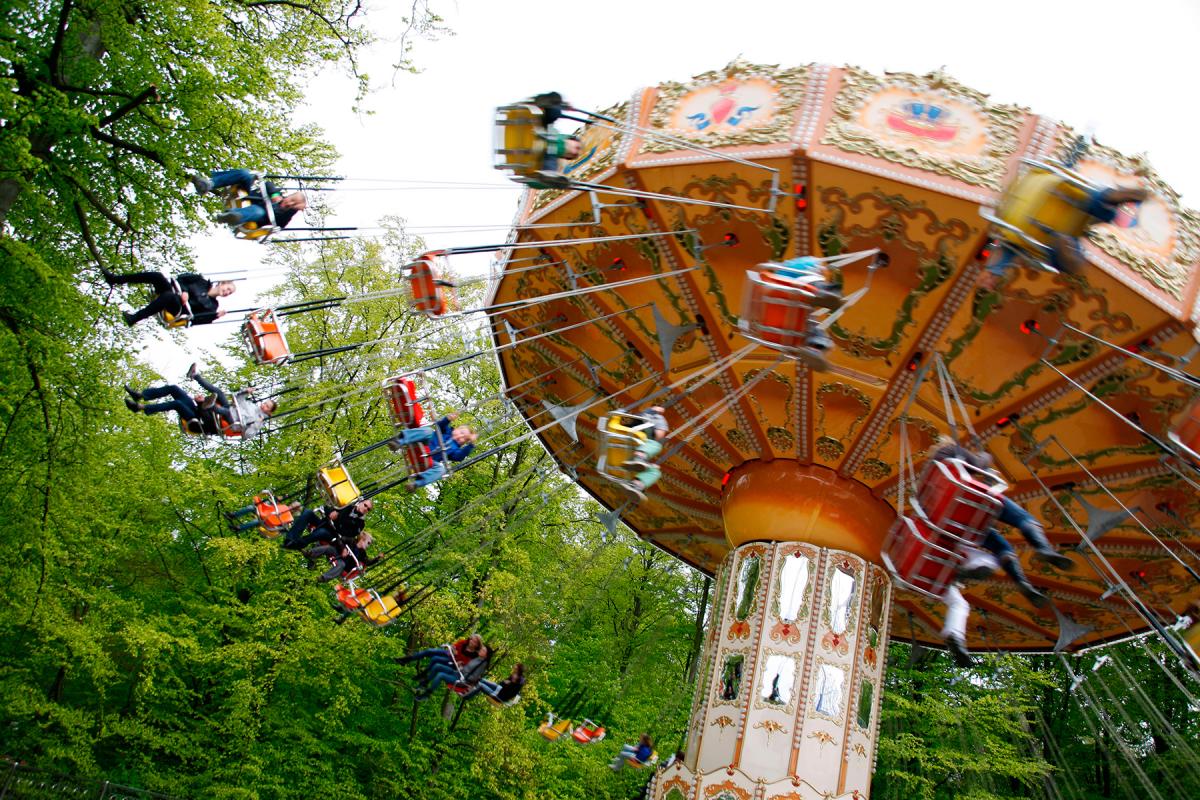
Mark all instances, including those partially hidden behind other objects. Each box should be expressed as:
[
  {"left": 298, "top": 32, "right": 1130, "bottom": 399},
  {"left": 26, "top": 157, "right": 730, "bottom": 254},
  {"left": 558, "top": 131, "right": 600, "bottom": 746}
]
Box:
[{"left": 156, "top": 0, "right": 1200, "bottom": 371}]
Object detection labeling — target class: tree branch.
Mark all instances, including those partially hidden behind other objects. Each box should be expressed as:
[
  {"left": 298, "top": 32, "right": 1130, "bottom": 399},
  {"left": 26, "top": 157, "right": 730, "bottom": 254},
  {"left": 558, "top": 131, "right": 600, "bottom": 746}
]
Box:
[
  {"left": 61, "top": 171, "right": 131, "bottom": 232},
  {"left": 47, "top": 0, "right": 75, "bottom": 86},
  {"left": 90, "top": 128, "right": 166, "bottom": 166},
  {"left": 72, "top": 200, "right": 107, "bottom": 270},
  {"left": 99, "top": 85, "right": 159, "bottom": 128}
]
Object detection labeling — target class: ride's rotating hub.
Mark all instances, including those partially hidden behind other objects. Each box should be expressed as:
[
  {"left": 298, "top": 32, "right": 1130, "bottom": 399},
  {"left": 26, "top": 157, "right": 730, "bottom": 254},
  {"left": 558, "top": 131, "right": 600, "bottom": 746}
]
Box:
[{"left": 655, "top": 542, "right": 891, "bottom": 800}]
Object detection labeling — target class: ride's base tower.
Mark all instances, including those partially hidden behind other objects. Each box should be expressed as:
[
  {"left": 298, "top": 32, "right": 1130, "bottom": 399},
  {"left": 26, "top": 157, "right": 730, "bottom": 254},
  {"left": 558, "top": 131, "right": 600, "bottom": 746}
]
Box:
[{"left": 651, "top": 461, "right": 895, "bottom": 800}]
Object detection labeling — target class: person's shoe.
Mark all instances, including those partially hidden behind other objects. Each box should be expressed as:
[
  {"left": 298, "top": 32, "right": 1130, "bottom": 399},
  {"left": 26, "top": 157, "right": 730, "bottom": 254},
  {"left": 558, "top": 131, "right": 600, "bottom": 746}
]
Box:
[
  {"left": 955, "top": 550, "right": 998, "bottom": 582},
  {"left": 945, "top": 636, "right": 974, "bottom": 668},
  {"left": 215, "top": 210, "right": 241, "bottom": 225},
  {"left": 797, "top": 346, "right": 831, "bottom": 372},
  {"left": 190, "top": 174, "right": 213, "bottom": 194},
  {"left": 1017, "top": 582, "right": 1051, "bottom": 609},
  {"left": 186, "top": 362, "right": 200, "bottom": 380},
  {"left": 1033, "top": 548, "right": 1076, "bottom": 572},
  {"left": 124, "top": 397, "right": 142, "bottom": 413},
  {"left": 621, "top": 480, "right": 646, "bottom": 503},
  {"left": 121, "top": 311, "right": 137, "bottom": 326},
  {"left": 807, "top": 289, "right": 843, "bottom": 311},
  {"left": 405, "top": 477, "right": 418, "bottom": 492},
  {"left": 124, "top": 384, "right": 142, "bottom": 401}
]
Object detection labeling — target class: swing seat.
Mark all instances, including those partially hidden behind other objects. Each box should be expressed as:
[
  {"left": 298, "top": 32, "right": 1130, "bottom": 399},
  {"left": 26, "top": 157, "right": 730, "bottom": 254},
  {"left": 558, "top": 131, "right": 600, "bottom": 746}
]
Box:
[
  {"left": 881, "top": 514, "right": 962, "bottom": 600},
  {"left": 981, "top": 159, "right": 1102, "bottom": 270},
  {"left": 383, "top": 375, "right": 425, "bottom": 429},
  {"left": 402, "top": 443, "right": 434, "bottom": 475},
  {"left": 254, "top": 492, "right": 294, "bottom": 539},
  {"left": 538, "top": 717, "right": 573, "bottom": 742},
  {"left": 408, "top": 251, "right": 454, "bottom": 317},
  {"left": 317, "top": 459, "right": 362, "bottom": 508},
  {"left": 738, "top": 268, "right": 823, "bottom": 357},
  {"left": 178, "top": 413, "right": 242, "bottom": 439},
  {"left": 485, "top": 692, "right": 521, "bottom": 708},
  {"left": 596, "top": 413, "right": 653, "bottom": 476},
  {"left": 159, "top": 309, "right": 191, "bottom": 329},
  {"left": 242, "top": 309, "right": 291, "bottom": 366},
  {"left": 572, "top": 720, "right": 606, "bottom": 744},
  {"left": 220, "top": 186, "right": 279, "bottom": 243},
  {"left": 627, "top": 751, "right": 658, "bottom": 769},
  {"left": 493, "top": 104, "right": 546, "bottom": 177},
  {"left": 1168, "top": 395, "right": 1200, "bottom": 465},
  {"left": 359, "top": 589, "right": 406, "bottom": 627},
  {"left": 155, "top": 278, "right": 193, "bottom": 329},
  {"left": 334, "top": 582, "right": 372, "bottom": 612},
  {"left": 914, "top": 458, "right": 1003, "bottom": 546},
  {"left": 1183, "top": 620, "right": 1200, "bottom": 655}
]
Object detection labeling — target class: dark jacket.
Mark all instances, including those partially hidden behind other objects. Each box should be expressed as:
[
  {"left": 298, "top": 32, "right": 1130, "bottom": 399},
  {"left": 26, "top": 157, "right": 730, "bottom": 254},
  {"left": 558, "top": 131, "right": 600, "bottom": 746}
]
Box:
[
  {"left": 248, "top": 180, "right": 298, "bottom": 229},
  {"left": 494, "top": 675, "right": 525, "bottom": 702},
  {"left": 176, "top": 273, "right": 220, "bottom": 325}
]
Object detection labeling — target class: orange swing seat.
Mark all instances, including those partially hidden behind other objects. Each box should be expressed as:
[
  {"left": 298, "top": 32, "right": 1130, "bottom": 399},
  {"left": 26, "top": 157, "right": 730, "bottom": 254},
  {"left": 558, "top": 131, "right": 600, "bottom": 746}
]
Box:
[{"left": 242, "top": 308, "right": 291, "bottom": 365}]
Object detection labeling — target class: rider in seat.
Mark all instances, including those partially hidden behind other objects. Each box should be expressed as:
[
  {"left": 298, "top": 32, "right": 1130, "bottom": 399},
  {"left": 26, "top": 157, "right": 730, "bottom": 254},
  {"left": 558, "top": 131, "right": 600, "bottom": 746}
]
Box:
[
  {"left": 123, "top": 363, "right": 276, "bottom": 439},
  {"left": 390, "top": 411, "right": 478, "bottom": 490},
  {"left": 226, "top": 496, "right": 302, "bottom": 533},
  {"left": 981, "top": 171, "right": 1149, "bottom": 288},
  {"left": 610, "top": 733, "right": 654, "bottom": 771},
  {"left": 191, "top": 168, "right": 307, "bottom": 232},
  {"left": 622, "top": 406, "right": 669, "bottom": 502},
  {"left": 102, "top": 268, "right": 234, "bottom": 327}
]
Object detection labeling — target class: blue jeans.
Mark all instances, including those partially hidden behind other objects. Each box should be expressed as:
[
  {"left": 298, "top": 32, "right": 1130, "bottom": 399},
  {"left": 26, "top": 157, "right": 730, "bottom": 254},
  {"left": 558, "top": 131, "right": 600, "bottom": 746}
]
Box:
[
  {"left": 424, "top": 662, "right": 463, "bottom": 692},
  {"left": 210, "top": 169, "right": 255, "bottom": 191},
  {"left": 211, "top": 169, "right": 267, "bottom": 225},
  {"left": 393, "top": 427, "right": 451, "bottom": 487},
  {"left": 141, "top": 385, "right": 198, "bottom": 420},
  {"left": 284, "top": 508, "right": 333, "bottom": 547},
  {"left": 997, "top": 497, "right": 1049, "bottom": 549}
]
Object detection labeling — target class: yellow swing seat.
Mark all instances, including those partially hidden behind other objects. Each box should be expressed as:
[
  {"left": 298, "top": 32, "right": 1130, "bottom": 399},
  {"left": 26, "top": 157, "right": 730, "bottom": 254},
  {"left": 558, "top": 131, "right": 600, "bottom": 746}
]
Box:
[
  {"left": 493, "top": 104, "right": 548, "bottom": 179},
  {"left": 317, "top": 459, "right": 362, "bottom": 508},
  {"left": 982, "top": 159, "right": 1103, "bottom": 269},
  {"left": 596, "top": 413, "right": 652, "bottom": 476},
  {"left": 220, "top": 186, "right": 280, "bottom": 243},
  {"left": 155, "top": 277, "right": 193, "bottom": 329},
  {"left": 359, "top": 589, "right": 407, "bottom": 627},
  {"left": 537, "top": 715, "right": 573, "bottom": 742},
  {"left": 627, "top": 750, "right": 658, "bottom": 769}
]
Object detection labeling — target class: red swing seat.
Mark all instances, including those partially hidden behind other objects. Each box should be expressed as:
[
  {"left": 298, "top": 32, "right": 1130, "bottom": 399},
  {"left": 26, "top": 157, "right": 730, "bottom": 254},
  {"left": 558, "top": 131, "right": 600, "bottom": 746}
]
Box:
[
  {"left": 914, "top": 458, "right": 1003, "bottom": 546},
  {"left": 383, "top": 375, "right": 425, "bottom": 429},
  {"left": 1169, "top": 396, "right": 1200, "bottom": 464},
  {"left": 242, "top": 309, "right": 291, "bottom": 365},
  {"left": 334, "top": 582, "right": 372, "bottom": 612},
  {"left": 403, "top": 442, "right": 434, "bottom": 475},
  {"left": 408, "top": 250, "right": 454, "bottom": 317},
  {"left": 739, "top": 269, "right": 820, "bottom": 354},
  {"left": 571, "top": 720, "right": 606, "bottom": 744},
  {"left": 881, "top": 514, "right": 964, "bottom": 599}
]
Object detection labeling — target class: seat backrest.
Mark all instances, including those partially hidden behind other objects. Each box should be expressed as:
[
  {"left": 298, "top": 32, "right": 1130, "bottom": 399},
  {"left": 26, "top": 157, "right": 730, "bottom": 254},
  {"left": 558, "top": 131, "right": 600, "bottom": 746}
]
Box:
[
  {"left": 404, "top": 443, "right": 434, "bottom": 474},
  {"left": 915, "top": 459, "right": 1000, "bottom": 546},
  {"left": 318, "top": 461, "right": 362, "bottom": 508},
  {"left": 493, "top": 104, "right": 545, "bottom": 174},
  {"left": 385, "top": 376, "right": 424, "bottom": 428},
  {"left": 739, "top": 269, "right": 812, "bottom": 351},
  {"left": 881, "top": 514, "right": 961, "bottom": 600},
  {"left": 408, "top": 253, "right": 451, "bottom": 316},
  {"left": 996, "top": 167, "right": 1094, "bottom": 250}
]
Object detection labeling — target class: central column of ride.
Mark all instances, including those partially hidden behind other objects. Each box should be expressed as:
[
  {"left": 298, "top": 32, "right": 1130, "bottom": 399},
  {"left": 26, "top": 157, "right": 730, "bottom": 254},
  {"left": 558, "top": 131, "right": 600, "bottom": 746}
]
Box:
[{"left": 651, "top": 461, "right": 895, "bottom": 800}]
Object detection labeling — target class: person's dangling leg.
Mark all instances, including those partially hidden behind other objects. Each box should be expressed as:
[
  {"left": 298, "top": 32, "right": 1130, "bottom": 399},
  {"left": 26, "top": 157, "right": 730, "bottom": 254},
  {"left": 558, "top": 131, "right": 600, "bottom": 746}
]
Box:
[
  {"left": 191, "top": 372, "right": 230, "bottom": 409},
  {"left": 216, "top": 204, "right": 267, "bottom": 226},
  {"left": 104, "top": 270, "right": 172, "bottom": 292},
  {"left": 983, "top": 529, "right": 1049, "bottom": 608},
  {"left": 940, "top": 583, "right": 973, "bottom": 667},
  {"left": 411, "top": 462, "right": 448, "bottom": 489},
  {"left": 209, "top": 169, "right": 256, "bottom": 191},
  {"left": 139, "top": 385, "right": 198, "bottom": 421},
  {"left": 125, "top": 292, "right": 184, "bottom": 326},
  {"left": 997, "top": 497, "right": 1074, "bottom": 570},
  {"left": 283, "top": 508, "right": 322, "bottom": 545}
]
